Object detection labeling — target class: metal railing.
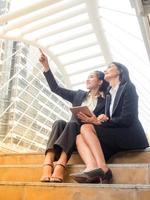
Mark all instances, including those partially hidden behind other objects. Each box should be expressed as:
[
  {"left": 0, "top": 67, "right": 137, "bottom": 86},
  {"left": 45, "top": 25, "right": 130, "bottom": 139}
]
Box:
[{"left": 0, "top": 41, "right": 71, "bottom": 152}]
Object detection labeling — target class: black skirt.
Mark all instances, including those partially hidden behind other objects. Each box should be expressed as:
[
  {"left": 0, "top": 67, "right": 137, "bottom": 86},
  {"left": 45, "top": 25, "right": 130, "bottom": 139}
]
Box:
[{"left": 94, "top": 121, "right": 149, "bottom": 161}]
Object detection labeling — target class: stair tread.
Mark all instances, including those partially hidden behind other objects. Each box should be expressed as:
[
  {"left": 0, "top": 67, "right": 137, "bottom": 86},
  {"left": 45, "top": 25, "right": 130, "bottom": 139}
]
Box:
[
  {"left": 0, "top": 147, "right": 150, "bottom": 156},
  {"left": 0, "top": 182, "right": 150, "bottom": 200},
  {"left": 0, "top": 163, "right": 149, "bottom": 168},
  {"left": 0, "top": 181, "right": 150, "bottom": 189},
  {"left": 0, "top": 163, "right": 149, "bottom": 184},
  {"left": 1, "top": 148, "right": 150, "bottom": 165}
]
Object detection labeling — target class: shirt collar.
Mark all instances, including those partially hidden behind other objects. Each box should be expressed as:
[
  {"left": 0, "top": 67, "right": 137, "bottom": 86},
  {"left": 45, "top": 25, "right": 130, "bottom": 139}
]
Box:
[
  {"left": 87, "top": 91, "right": 101, "bottom": 99},
  {"left": 110, "top": 83, "right": 120, "bottom": 95}
]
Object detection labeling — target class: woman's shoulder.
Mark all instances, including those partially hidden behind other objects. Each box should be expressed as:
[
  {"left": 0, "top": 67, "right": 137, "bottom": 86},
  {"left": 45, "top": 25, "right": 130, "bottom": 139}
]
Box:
[
  {"left": 77, "top": 89, "right": 88, "bottom": 95},
  {"left": 122, "top": 82, "right": 138, "bottom": 98},
  {"left": 122, "top": 81, "right": 136, "bottom": 90},
  {"left": 72, "top": 89, "right": 88, "bottom": 98}
]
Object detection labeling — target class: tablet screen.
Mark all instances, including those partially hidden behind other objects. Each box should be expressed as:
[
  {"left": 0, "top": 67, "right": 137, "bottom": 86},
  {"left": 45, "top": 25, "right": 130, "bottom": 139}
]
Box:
[{"left": 70, "top": 106, "right": 93, "bottom": 117}]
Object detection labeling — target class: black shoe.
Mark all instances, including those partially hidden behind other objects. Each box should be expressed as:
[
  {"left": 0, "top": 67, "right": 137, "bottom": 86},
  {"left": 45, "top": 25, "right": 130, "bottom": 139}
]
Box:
[
  {"left": 70, "top": 171, "right": 101, "bottom": 183},
  {"left": 84, "top": 168, "right": 104, "bottom": 177},
  {"left": 70, "top": 168, "right": 113, "bottom": 184},
  {"left": 70, "top": 168, "right": 104, "bottom": 183},
  {"left": 102, "top": 169, "right": 113, "bottom": 183}
]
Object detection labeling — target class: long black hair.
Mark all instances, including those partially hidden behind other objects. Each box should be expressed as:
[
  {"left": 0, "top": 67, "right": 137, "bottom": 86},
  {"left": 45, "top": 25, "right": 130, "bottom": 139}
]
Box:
[
  {"left": 94, "top": 71, "right": 109, "bottom": 95},
  {"left": 112, "top": 62, "right": 130, "bottom": 84}
]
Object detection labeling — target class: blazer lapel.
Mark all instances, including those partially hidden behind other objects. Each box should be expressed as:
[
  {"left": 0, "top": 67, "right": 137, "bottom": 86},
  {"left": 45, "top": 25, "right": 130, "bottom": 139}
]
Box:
[
  {"left": 77, "top": 92, "right": 88, "bottom": 106},
  {"left": 104, "top": 86, "right": 111, "bottom": 116},
  {"left": 112, "top": 83, "right": 127, "bottom": 115},
  {"left": 93, "top": 96, "right": 105, "bottom": 114},
  {"left": 105, "top": 94, "right": 111, "bottom": 116}
]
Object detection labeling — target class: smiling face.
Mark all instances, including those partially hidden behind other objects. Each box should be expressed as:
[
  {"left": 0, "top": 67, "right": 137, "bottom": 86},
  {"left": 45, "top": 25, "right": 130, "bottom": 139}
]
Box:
[
  {"left": 104, "top": 63, "right": 120, "bottom": 83},
  {"left": 86, "top": 72, "right": 102, "bottom": 90}
]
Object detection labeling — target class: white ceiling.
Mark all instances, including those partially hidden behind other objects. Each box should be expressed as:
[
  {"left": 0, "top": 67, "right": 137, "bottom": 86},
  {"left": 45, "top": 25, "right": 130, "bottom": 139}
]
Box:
[{"left": 0, "top": 0, "right": 150, "bottom": 132}]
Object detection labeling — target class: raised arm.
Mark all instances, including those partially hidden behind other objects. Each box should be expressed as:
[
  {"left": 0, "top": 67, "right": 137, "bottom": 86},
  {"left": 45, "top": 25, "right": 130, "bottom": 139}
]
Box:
[{"left": 39, "top": 49, "right": 77, "bottom": 103}]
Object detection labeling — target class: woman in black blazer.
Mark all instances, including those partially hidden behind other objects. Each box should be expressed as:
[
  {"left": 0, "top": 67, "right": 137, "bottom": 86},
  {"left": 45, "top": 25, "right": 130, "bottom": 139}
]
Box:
[
  {"left": 72, "top": 62, "right": 149, "bottom": 183},
  {"left": 39, "top": 51, "right": 108, "bottom": 182}
]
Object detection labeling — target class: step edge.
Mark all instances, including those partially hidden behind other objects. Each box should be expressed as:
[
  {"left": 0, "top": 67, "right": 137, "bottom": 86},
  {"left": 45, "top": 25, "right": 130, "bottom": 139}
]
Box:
[
  {"left": 0, "top": 181, "right": 150, "bottom": 189},
  {"left": 0, "top": 163, "right": 150, "bottom": 168},
  {"left": 0, "top": 148, "right": 150, "bottom": 157},
  {"left": 0, "top": 163, "right": 149, "bottom": 168}
]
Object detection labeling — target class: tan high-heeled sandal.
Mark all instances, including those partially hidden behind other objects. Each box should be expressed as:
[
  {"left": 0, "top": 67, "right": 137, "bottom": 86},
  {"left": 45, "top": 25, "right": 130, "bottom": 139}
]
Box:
[
  {"left": 50, "top": 163, "right": 66, "bottom": 183},
  {"left": 40, "top": 163, "right": 53, "bottom": 182}
]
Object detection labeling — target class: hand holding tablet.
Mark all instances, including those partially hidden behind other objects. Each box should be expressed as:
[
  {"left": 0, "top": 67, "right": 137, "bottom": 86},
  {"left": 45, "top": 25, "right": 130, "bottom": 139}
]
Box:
[{"left": 70, "top": 106, "right": 93, "bottom": 117}]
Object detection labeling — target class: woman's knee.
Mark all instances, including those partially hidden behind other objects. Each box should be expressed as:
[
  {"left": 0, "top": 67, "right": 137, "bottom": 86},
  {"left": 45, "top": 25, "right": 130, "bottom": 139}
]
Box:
[
  {"left": 76, "top": 134, "right": 83, "bottom": 146},
  {"left": 66, "top": 121, "right": 78, "bottom": 128},
  {"left": 80, "top": 124, "right": 94, "bottom": 135},
  {"left": 52, "top": 119, "right": 66, "bottom": 128}
]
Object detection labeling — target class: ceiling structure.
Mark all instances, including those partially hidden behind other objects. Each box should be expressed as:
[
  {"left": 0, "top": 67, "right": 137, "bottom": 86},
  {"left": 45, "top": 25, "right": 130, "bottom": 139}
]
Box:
[
  {"left": 0, "top": 0, "right": 150, "bottom": 133},
  {"left": 0, "top": 0, "right": 149, "bottom": 87}
]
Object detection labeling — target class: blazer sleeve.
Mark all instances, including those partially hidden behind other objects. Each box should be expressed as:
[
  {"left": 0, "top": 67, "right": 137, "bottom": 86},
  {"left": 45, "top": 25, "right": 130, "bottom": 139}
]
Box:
[
  {"left": 102, "top": 83, "right": 138, "bottom": 128},
  {"left": 43, "top": 69, "right": 78, "bottom": 103}
]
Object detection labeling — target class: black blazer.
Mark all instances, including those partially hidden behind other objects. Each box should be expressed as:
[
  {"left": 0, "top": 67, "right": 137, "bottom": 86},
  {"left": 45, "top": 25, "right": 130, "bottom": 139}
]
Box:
[
  {"left": 102, "top": 81, "right": 149, "bottom": 149},
  {"left": 44, "top": 70, "right": 105, "bottom": 120}
]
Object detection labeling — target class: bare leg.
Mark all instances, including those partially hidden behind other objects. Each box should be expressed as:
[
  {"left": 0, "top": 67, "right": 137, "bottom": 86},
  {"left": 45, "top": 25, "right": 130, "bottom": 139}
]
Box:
[
  {"left": 76, "top": 134, "right": 98, "bottom": 171},
  {"left": 40, "top": 150, "right": 55, "bottom": 181},
  {"left": 50, "top": 150, "right": 67, "bottom": 182},
  {"left": 43, "top": 150, "right": 55, "bottom": 165},
  {"left": 80, "top": 124, "right": 108, "bottom": 172}
]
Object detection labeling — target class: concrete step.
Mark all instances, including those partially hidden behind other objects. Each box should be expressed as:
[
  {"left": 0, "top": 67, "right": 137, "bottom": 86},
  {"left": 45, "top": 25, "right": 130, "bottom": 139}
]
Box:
[
  {"left": 0, "top": 152, "right": 82, "bottom": 165},
  {"left": 108, "top": 148, "right": 150, "bottom": 164},
  {"left": 0, "top": 148, "right": 150, "bottom": 165},
  {"left": 0, "top": 181, "right": 150, "bottom": 200},
  {"left": 0, "top": 164, "right": 150, "bottom": 184}
]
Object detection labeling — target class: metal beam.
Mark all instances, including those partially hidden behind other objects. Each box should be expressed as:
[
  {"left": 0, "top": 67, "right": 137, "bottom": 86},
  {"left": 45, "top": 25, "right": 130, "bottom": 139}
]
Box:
[
  {"left": 86, "top": 0, "right": 112, "bottom": 63},
  {"left": 0, "top": 0, "right": 61, "bottom": 23},
  {"left": 68, "top": 63, "right": 106, "bottom": 76},
  {"left": 62, "top": 53, "right": 102, "bottom": 66},
  {"left": 46, "top": 29, "right": 93, "bottom": 47},
  {"left": 21, "top": 7, "right": 87, "bottom": 36},
  {"left": 130, "top": 0, "right": 150, "bottom": 61},
  {"left": 56, "top": 41, "right": 97, "bottom": 56},
  {"left": 0, "top": 0, "right": 85, "bottom": 32},
  {"left": 35, "top": 19, "right": 89, "bottom": 40}
]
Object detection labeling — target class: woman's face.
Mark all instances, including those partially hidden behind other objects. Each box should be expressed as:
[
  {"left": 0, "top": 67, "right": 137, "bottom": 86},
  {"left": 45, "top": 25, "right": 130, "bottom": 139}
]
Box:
[
  {"left": 104, "top": 63, "right": 120, "bottom": 82},
  {"left": 86, "top": 72, "right": 102, "bottom": 90}
]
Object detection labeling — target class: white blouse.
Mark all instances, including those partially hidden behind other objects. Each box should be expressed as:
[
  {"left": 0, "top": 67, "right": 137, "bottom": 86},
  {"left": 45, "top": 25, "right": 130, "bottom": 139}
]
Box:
[
  {"left": 109, "top": 84, "right": 120, "bottom": 117},
  {"left": 81, "top": 93, "right": 98, "bottom": 112}
]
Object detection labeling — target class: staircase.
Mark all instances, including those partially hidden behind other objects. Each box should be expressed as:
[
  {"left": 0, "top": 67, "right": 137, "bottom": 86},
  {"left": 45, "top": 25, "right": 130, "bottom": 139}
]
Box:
[{"left": 0, "top": 149, "right": 150, "bottom": 200}]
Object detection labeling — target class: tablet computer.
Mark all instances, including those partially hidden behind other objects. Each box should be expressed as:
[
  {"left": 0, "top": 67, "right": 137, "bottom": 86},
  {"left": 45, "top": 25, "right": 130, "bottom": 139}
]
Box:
[{"left": 70, "top": 106, "right": 93, "bottom": 117}]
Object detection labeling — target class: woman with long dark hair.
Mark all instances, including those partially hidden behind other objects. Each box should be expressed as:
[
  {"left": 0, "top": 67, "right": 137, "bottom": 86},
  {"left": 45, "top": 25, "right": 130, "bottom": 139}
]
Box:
[
  {"left": 39, "top": 50, "right": 109, "bottom": 183},
  {"left": 71, "top": 62, "right": 149, "bottom": 183}
]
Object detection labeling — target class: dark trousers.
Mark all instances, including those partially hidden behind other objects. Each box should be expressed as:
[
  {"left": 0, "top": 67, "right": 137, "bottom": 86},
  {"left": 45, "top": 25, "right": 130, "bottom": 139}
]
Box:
[{"left": 46, "top": 119, "right": 81, "bottom": 161}]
